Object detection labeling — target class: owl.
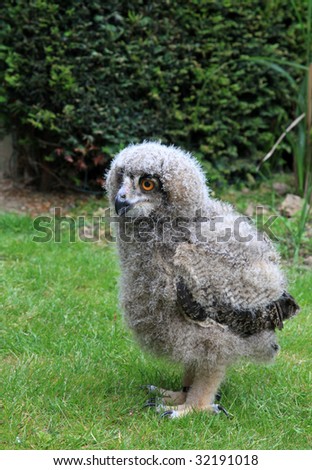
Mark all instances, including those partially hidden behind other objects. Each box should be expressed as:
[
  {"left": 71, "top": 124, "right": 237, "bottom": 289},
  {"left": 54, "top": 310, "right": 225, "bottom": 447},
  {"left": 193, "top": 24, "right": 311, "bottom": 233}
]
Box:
[{"left": 106, "top": 141, "right": 299, "bottom": 418}]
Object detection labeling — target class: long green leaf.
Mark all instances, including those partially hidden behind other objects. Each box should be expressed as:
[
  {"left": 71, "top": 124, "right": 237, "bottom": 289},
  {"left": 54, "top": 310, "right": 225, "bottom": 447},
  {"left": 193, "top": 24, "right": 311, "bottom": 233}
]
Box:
[{"left": 249, "top": 56, "right": 308, "bottom": 72}]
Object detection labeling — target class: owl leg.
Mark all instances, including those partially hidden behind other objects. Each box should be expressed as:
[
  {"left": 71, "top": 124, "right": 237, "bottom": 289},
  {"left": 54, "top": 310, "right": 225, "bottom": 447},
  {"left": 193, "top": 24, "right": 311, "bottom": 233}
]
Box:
[
  {"left": 160, "top": 366, "right": 228, "bottom": 419},
  {"left": 144, "top": 367, "right": 195, "bottom": 407},
  {"left": 162, "top": 366, "right": 195, "bottom": 405},
  {"left": 154, "top": 388, "right": 187, "bottom": 406}
]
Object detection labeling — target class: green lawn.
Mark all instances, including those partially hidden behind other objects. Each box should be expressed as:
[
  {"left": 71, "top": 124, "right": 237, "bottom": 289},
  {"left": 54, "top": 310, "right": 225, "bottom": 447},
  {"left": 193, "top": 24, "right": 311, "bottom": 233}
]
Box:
[{"left": 1, "top": 210, "right": 311, "bottom": 450}]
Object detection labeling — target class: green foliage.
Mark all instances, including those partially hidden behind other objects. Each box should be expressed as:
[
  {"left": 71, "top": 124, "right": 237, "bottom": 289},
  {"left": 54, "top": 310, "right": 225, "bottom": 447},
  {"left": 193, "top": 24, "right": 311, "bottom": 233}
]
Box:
[
  {"left": 251, "top": 0, "right": 312, "bottom": 197},
  {"left": 0, "top": 0, "right": 308, "bottom": 189}
]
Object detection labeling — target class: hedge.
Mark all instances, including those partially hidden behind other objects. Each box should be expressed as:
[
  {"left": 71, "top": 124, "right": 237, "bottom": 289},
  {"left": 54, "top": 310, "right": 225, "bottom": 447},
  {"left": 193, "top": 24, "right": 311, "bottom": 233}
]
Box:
[{"left": 0, "top": 0, "right": 307, "bottom": 190}]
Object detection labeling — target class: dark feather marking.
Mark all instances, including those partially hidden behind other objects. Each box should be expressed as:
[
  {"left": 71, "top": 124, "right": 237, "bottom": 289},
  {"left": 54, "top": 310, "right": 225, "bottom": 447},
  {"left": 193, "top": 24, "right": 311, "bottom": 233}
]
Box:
[{"left": 176, "top": 279, "right": 299, "bottom": 337}]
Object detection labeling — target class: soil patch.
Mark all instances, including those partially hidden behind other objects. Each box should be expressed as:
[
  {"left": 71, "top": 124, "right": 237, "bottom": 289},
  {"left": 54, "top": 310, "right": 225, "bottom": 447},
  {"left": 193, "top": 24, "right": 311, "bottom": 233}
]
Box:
[{"left": 0, "top": 175, "right": 93, "bottom": 217}]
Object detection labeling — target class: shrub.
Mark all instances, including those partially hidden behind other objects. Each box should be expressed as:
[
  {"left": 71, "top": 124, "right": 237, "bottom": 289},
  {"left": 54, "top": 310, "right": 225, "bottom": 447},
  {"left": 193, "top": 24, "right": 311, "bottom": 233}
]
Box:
[{"left": 0, "top": 0, "right": 307, "bottom": 190}]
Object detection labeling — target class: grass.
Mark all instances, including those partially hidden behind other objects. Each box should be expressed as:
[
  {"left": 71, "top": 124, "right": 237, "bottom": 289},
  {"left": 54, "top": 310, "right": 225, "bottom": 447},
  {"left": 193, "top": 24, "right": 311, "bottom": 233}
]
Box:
[{"left": 1, "top": 199, "right": 311, "bottom": 450}]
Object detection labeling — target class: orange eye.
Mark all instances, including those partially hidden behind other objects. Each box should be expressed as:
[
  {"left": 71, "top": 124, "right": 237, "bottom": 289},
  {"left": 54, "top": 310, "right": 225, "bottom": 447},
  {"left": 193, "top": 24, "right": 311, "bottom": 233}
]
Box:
[{"left": 140, "top": 178, "right": 155, "bottom": 192}]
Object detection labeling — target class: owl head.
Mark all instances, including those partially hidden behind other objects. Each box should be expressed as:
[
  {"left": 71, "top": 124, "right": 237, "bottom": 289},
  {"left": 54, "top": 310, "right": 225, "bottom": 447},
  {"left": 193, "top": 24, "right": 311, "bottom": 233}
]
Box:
[{"left": 105, "top": 141, "right": 209, "bottom": 218}]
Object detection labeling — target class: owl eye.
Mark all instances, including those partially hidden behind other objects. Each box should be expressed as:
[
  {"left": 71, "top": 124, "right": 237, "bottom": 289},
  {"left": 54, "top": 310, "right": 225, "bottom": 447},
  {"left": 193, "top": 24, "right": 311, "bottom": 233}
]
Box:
[{"left": 140, "top": 177, "right": 156, "bottom": 192}]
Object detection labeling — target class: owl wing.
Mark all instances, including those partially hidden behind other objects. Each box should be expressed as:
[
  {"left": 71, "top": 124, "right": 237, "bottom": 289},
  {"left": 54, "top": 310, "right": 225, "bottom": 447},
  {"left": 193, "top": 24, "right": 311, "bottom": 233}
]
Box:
[{"left": 173, "top": 243, "right": 299, "bottom": 336}]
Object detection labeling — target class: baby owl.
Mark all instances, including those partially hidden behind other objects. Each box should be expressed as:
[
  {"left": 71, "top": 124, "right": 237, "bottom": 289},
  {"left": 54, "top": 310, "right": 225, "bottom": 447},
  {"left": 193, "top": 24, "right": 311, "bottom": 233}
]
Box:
[{"left": 106, "top": 141, "right": 299, "bottom": 418}]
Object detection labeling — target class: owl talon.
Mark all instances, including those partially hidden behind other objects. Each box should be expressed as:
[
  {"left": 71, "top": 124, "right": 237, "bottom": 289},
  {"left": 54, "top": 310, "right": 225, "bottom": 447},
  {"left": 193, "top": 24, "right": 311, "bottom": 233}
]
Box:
[
  {"left": 160, "top": 410, "right": 179, "bottom": 419},
  {"left": 141, "top": 384, "right": 159, "bottom": 394},
  {"left": 143, "top": 399, "right": 157, "bottom": 408},
  {"left": 143, "top": 396, "right": 166, "bottom": 412},
  {"left": 215, "top": 391, "right": 222, "bottom": 401},
  {"left": 213, "top": 404, "right": 233, "bottom": 418}
]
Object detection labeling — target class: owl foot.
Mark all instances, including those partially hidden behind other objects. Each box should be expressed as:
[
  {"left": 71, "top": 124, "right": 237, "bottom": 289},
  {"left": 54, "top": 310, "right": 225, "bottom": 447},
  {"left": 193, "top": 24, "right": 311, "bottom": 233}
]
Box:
[
  {"left": 143, "top": 395, "right": 165, "bottom": 409},
  {"left": 142, "top": 384, "right": 222, "bottom": 404},
  {"left": 142, "top": 385, "right": 166, "bottom": 411},
  {"left": 142, "top": 384, "right": 188, "bottom": 406},
  {"left": 159, "top": 403, "right": 231, "bottom": 419}
]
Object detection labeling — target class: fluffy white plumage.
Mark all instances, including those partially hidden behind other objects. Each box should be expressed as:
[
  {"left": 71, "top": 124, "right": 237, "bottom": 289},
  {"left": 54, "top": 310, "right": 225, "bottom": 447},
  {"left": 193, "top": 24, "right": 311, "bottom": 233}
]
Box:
[{"left": 106, "top": 141, "right": 299, "bottom": 418}]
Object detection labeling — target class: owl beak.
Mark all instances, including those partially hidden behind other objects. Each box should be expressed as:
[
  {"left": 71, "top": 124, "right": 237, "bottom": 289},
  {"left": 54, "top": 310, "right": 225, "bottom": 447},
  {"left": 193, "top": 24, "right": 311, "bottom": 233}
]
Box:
[{"left": 115, "top": 192, "right": 133, "bottom": 216}]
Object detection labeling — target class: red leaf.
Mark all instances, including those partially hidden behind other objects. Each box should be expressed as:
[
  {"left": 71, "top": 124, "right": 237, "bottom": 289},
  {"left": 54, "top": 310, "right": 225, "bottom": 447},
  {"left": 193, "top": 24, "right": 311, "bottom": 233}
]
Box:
[
  {"left": 96, "top": 177, "right": 105, "bottom": 186},
  {"left": 55, "top": 148, "right": 64, "bottom": 156},
  {"left": 76, "top": 159, "right": 87, "bottom": 171},
  {"left": 93, "top": 154, "right": 105, "bottom": 166}
]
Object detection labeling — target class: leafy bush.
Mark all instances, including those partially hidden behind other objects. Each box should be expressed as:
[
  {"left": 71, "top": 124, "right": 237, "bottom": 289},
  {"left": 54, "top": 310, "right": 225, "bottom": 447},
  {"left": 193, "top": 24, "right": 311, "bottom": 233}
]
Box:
[{"left": 0, "top": 0, "right": 307, "bottom": 190}]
